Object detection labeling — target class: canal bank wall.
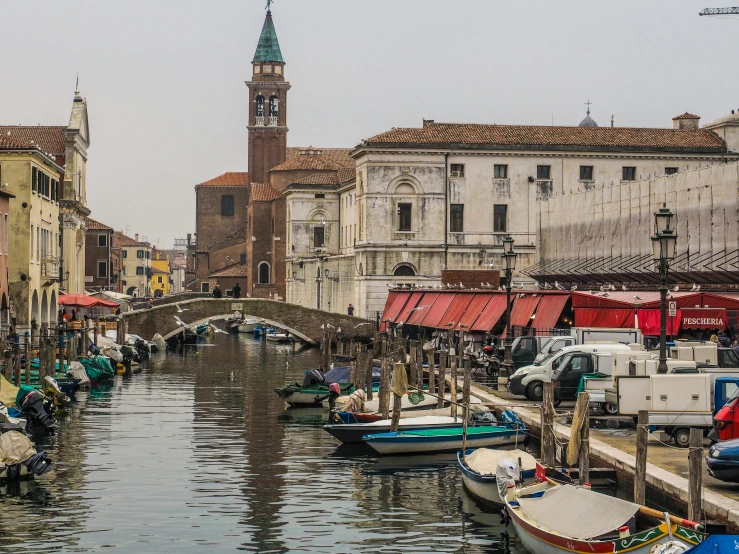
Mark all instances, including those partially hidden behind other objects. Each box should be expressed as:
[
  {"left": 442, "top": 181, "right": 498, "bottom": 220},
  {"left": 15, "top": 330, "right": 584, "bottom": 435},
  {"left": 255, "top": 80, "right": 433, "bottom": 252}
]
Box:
[{"left": 469, "top": 383, "right": 739, "bottom": 533}]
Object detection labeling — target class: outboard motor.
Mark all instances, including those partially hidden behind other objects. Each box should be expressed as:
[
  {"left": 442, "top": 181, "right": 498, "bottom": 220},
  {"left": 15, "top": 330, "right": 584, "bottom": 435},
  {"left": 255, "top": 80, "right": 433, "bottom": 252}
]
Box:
[
  {"left": 134, "top": 338, "right": 149, "bottom": 360},
  {"left": 16, "top": 387, "right": 56, "bottom": 433}
]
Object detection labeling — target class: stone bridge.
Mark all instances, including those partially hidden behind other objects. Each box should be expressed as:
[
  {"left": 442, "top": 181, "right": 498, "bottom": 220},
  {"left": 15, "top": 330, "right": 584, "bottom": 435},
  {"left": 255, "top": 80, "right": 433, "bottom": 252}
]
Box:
[{"left": 121, "top": 298, "right": 375, "bottom": 345}]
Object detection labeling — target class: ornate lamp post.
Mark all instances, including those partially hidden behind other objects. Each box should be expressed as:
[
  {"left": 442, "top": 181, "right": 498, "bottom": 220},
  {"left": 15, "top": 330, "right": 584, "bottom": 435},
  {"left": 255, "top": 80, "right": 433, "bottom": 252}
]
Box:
[
  {"left": 501, "top": 235, "right": 518, "bottom": 382},
  {"left": 651, "top": 204, "right": 678, "bottom": 374}
]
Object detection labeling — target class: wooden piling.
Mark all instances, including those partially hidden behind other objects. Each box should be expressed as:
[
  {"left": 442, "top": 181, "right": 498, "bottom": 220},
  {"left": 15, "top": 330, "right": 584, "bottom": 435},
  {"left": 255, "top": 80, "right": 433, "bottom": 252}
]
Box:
[
  {"left": 364, "top": 351, "right": 373, "bottom": 401},
  {"left": 379, "top": 356, "right": 391, "bottom": 419},
  {"left": 13, "top": 344, "right": 21, "bottom": 386},
  {"left": 578, "top": 391, "right": 590, "bottom": 485},
  {"left": 94, "top": 319, "right": 99, "bottom": 347},
  {"left": 38, "top": 335, "right": 46, "bottom": 381},
  {"left": 634, "top": 410, "right": 649, "bottom": 505},
  {"left": 437, "top": 351, "right": 447, "bottom": 409},
  {"left": 390, "top": 362, "right": 404, "bottom": 432},
  {"left": 688, "top": 428, "right": 703, "bottom": 523},
  {"left": 408, "top": 342, "right": 417, "bottom": 386},
  {"left": 542, "top": 382, "right": 556, "bottom": 468},
  {"left": 24, "top": 339, "right": 30, "bottom": 385},
  {"left": 428, "top": 347, "right": 436, "bottom": 394},
  {"left": 3, "top": 350, "right": 11, "bottom": 382},
  {"left": 463, "top": 359, "right": 471, "bottom": 416},
  {"left": 416, "top": 347, "right": 423, "bottom": 389},
  {"left": 450, "top": 357, "right": 458, "bottom": 418}
]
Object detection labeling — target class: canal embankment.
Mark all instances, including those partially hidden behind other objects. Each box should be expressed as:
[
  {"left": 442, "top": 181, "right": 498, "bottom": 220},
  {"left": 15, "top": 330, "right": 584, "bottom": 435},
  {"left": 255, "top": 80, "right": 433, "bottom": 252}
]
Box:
[{"left": 469, "top": 381, "right": 739, "bottom": 533}]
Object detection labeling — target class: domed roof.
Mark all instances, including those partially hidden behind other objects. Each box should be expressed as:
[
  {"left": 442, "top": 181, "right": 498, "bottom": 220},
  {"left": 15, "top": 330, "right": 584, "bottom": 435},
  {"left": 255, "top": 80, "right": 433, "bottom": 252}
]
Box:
[{"left": 578, "top": 113, "right": 598, "bottom": 127}]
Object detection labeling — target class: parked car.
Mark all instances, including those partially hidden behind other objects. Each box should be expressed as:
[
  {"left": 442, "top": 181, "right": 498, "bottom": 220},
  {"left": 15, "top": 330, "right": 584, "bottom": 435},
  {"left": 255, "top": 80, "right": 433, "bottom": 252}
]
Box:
[{"left": 707, "top": 438, "right": 739, "bottom": 482}]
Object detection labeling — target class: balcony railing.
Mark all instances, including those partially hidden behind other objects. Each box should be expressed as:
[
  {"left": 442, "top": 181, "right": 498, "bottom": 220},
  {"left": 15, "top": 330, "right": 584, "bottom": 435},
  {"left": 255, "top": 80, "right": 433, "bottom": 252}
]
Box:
[
  {"left": 41, "top": 257, "right": 60, "bottom": 280},
  {"left": 268, "top": 116, "right": 278, "bottom": 126},
  {"left": 255, "top": 116, "right": 265, "bottom": 126}
]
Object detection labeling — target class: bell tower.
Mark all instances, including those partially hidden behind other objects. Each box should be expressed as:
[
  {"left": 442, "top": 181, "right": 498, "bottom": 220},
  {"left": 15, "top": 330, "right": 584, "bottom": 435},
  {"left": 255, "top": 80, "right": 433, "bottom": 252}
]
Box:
[{"left": 246, "top": 7, "right": 290, "bottom": 184}]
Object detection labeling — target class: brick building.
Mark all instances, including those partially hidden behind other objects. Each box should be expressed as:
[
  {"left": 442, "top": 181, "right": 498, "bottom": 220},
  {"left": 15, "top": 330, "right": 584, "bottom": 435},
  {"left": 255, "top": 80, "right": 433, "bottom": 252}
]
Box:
[{"left": 84, "top": 216, "right": 121, "bottom": 292}]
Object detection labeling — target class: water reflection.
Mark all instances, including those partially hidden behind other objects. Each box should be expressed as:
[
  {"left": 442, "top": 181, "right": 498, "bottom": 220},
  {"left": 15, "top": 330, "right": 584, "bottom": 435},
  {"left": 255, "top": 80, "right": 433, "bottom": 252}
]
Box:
[{"left": 2, "top": 334, "right": 521, "bottom": 553}]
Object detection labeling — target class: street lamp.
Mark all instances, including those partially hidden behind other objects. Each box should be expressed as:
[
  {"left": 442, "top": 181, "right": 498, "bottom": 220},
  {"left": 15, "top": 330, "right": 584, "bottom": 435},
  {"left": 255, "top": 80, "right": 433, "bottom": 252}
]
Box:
[
  {"left": 501, "top": 235, "right": 517, "bottom": 383},
  {"left": 651, "top": 204, "right": 678, "bottom": 374}
]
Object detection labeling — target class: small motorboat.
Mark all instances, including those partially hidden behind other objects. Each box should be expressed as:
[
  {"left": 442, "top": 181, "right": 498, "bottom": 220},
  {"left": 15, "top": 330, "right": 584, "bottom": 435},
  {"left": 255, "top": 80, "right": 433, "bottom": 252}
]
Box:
[
  {"left": 504, "top": 478, "right": 703, "bottom": 554},
  {"left": 275, "top": 366, "right": 359, "bottom": 407},
  {"left": 342, "top": 391, "right": 480, "bottom": 413},
  {"left": 457, "top": 448, "right": 538, "bottom": 505},
  {"left": 324, "top": 415, "right": 468, "bottom": 444},
  {"left": 238, "top": 319, "right": 264, "bottom": 333},
  {"left": 194, "top": 322, "right": 212, "bottom": 336},
  {"left": 363, "top": 410, "right": 526, "bottom": 455},
  {"left": 266, "top": 332, "right": 293, "bottom": 343}
]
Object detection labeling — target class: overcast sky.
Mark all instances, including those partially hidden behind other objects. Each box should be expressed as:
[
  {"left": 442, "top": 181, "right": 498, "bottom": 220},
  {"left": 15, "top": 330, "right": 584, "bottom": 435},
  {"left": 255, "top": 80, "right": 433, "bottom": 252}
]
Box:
[{"left": 2, "top": 0, "right": 737, "bottom": 247}]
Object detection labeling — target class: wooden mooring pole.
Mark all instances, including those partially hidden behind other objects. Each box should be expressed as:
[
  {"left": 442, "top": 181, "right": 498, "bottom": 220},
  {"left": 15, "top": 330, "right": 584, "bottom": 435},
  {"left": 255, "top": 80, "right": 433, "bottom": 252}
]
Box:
[
  {"left": 437, "top": 351, "right": 447, "bottom": 409},
  {"left": 390, "top": 362, "right": 404, "bottom": 432},
  {"left": 634, "top": 410, "right": 649, "bottom": 505},
  {"left": 379, "top": 356, "right": 391, "bottom": 419},
  {"left": 363, "top": 350, "right": 373, "bottom": 401},
  {"left": 688, "top": 428, "right": 703, "bottom": 523},
  {"left": 541, "top": 382, "right": 556, "bottom": 468},
  {"left": 578, "top": 392, "right": 590, "bottom": 485},
  {"left": 428, "top": 347, "right": 436, "bottom": 394},
  {"left": 450, "top": 357, "right": 458, "bottom": 419}
]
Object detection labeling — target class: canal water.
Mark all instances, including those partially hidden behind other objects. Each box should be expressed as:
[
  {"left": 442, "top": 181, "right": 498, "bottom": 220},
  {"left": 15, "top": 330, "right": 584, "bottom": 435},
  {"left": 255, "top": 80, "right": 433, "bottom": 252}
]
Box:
[{"left": 1, "top": 334, "right": 529, "bottom": 553}]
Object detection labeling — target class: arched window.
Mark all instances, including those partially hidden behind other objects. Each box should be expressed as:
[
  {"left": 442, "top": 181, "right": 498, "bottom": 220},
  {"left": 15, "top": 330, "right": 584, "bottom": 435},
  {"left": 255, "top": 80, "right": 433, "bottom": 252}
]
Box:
[
  {"left": 394, "top": 265, "right": 416, "bottom": 277},
  {"left": 269, "top": 96, "right": 279, "bottom": 117},
  {"left": 256, "top": 95, "right": 265, "bottom": 117},
  {"left": 259, "top": 262, "right": 270, "bottom": 284}
]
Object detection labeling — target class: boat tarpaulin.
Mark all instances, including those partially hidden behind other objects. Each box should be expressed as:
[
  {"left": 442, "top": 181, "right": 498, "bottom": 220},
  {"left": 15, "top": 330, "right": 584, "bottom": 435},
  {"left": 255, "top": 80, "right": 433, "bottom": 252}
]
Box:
[
  {"left": 516, "top": 484, "right": 641, "bottom": 540},
  {"left": 681, "top": 534, "right": 735, "bottom": 554},
  {"left": 440, "top": 294, "right": 474, "bottom": 330},
  {"left": 457, "top": 294, "right": 492, "bottom": 330},
  {"left": 380, "top": 292, "right": 411, "bottom": 326},
  {"left": 421, "top": 293, "right": 457, "bottom": 328},
  {"left": 407, "top": 293, "right": 439, "bottom": 325},
  {"left": 532, "top": 295, "right": 568, "bottom": 330},
  {"left": 395, "top": 292, "right": 423, "bottom": 324},
  {"left": 636, "top": 309, "right": 680, "bottom": 335},
  {"left": 470, "top": 295, "right": 507, "bottom": 331},
  {"left": 509, "top": 295, "right": 542, "bottom": 327},
  {"left": 574, "top": 308, "right": 635, "bottom": 328},
  {"left": 681, "top": 308, "right": 727, "bottom": 330}
]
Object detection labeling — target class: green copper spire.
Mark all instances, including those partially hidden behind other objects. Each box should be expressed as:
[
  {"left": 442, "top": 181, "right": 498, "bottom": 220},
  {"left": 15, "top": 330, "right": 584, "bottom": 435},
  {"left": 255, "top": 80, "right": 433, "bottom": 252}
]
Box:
[{"left": 252, "top": 9, "right": 284, "bottom": 64}]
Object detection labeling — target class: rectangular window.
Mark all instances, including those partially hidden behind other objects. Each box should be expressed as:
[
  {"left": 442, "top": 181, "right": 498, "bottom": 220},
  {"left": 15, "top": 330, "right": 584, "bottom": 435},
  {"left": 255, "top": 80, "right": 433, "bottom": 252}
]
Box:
[
  {"left": 665, "top": 167, "right": 678, "bottom": 175},
  {"left": 32, "top": 167, "right": 37, "bottom": 192},
  {"left": 157, "top": 276, "right": 163, "bottom": 283},
  {"left": 450, "top": 204, "right": 464, "bottom": 232},
  {"left": 137, "top": 250, "right": 144, "bottom": 258},
  {"left": 314, "top": 193, "right": 325, "bottom": 199},
  {"left": 136, "top": 267, "right": 144, "bottom": 275},
  {"left": 240, "top": 253, "right": 246, "bottom": 265},
  {"left": 123, "top": 250, "right": 128, "bottom": 258},
  {"left": 221, "top": 195, "right": 235, "bottom": 216},
  {"left": 450, "top": 164, "right": 465, "bottom": 178},
  {"left": 537, "top": 165, "right": 551, "bottom": 179},
  {"left": 398, "top": 203, "right": 412, "bottom": 231},
  {"left": 313, "top": 226, "right": 325, "bottom": 248},
  {"left": 494, "top": 164, "right": 508, "bottom": 179},
  {"left": 201, "top": 282, "right": 210, "bottom": 293},
  {"left": 494, "top": 204, "right": 507, "bottom": 232},
  {"left": 98, "top": 234, "right": 107, "bottom": 247},
  {"left": 579, "top": 165, "right": 594, "bottom": 180},
  {"left": 98, "top": 260, "right": 108, "bottom": 278},
  {"left": 622, "top": 167, "right": 637, "bottom": 181}
]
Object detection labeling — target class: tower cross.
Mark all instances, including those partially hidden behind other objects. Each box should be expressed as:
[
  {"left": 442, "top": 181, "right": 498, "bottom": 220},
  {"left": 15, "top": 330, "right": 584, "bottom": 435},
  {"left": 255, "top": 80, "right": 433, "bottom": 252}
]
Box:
[{"left": 585, "top": 99, "right": 592, "bottom": 116}]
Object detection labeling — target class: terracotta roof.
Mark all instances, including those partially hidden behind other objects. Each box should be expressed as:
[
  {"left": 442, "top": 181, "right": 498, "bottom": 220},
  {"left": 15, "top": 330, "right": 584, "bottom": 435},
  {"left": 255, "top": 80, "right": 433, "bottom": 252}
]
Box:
[
  {"left": 206, "top": 228, "right": 247, "bottom": 252},
  {"left": 116, "top": 232, "right": 148, "bottom": 247},
  {"left": 293, "top": 173, "right": 340, "bottom": 186},
  {"left": 249, "top": 183, "right": 279, "bottom": 202},
  {"left": 364, "top": 121, "right": 726, "bottom": 151},
  {"left": 287, "top": 147, "right": 355, "bottom": 168},
  {"left": 270, "top": 153, "right": 343, "bottom": 172},
  {"left": 0, "top": 126, "right": 66, "bottom": 163},
  {"left": 0, "top": 135, "right": 37, "bottom": 150},
  {"left": 338, "top": 167, "right": 355, "bottom": 183},
  {"left": 673, "top": 112, "right": 701, "bottom": 120},
  {"left": 85, "top": 217, "right": 113, "bottom": 231},
  {"left": 210, "top": 264, "right": 249, "bottom": 278},
  {"left": 197, "top": 172, "right": 249, "bottom": 187}
]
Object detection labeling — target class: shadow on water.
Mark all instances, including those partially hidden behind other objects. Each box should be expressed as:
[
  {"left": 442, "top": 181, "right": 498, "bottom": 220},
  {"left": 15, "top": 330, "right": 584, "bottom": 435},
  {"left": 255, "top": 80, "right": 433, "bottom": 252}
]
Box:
[{"left": 2, "top": 334, "right": 528, "bottom": 553}]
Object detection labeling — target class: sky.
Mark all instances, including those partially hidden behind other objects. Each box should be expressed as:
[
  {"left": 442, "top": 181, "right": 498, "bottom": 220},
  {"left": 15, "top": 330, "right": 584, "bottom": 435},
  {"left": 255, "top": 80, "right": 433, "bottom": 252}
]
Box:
[{"left": 2, "top": 0, "right": 738, "bottom": 248}]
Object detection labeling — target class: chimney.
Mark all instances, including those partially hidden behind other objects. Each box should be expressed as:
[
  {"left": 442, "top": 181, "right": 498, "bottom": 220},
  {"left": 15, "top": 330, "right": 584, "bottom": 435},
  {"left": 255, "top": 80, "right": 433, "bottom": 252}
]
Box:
[
  {"left": 135, "top": 233, "right": 139, "bottom": 242},
  {"left": 672, "top": 112, "right": 700, "bottom": 130}
]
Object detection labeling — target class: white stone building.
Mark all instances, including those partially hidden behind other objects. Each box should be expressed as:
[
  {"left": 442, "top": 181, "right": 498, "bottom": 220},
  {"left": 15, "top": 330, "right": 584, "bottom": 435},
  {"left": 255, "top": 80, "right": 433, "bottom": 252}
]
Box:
[{"left": 285, "top": 111, "right": 738, "bottom": 318}]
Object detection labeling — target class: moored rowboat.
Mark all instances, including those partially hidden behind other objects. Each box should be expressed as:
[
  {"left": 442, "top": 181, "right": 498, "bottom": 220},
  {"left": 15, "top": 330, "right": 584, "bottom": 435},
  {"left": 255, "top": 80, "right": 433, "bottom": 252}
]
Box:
[
  {"left": 458, "top": 448, "right": 538, "bottom": 506},
  {"left": 324, "top": 415, "right": 468, "bottom": 444}
]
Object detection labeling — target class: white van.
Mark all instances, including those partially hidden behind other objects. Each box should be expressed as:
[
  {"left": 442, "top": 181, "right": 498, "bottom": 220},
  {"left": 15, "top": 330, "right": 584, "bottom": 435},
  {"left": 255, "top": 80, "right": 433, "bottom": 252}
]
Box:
[{"left": 508, "top": 343, "right": 632, "bottom": 401}]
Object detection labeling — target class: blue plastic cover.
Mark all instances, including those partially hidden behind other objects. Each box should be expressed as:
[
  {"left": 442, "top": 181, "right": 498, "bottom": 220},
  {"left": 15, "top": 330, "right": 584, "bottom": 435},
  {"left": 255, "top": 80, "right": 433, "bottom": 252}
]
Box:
[{"left": 684, "top": 535, "right": 736, "bottom": 554}]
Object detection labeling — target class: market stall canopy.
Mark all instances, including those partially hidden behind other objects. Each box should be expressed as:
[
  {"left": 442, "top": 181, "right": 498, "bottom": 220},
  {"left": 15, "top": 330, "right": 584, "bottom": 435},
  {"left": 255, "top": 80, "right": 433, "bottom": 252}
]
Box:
[
  {"left": 574, "top": 308, "right": 635, "bottom": 328},
  {"left": 395, "top": 292, "right": 423, "bottom": 324},
  {"left": 636, "top": 309, "right": 680, "bottom": 335},
  {"left": 381, "top": 292, "right": 411, "bottom": 324},
  {"left": 58, "top": 293, "right": 119, "bottom": 308},
  {"left": 440, "top": 294, "right": 474, "bottom": 330},
  {"left": 421, "top": 294, "right": 456, "bottom": 328},
  {"left": 510, "top": 295, "right": 542, "bottom": 327},
  {"left": 407, "top": 293, "right": 440, "bottom": 326},
  {"left": 532, "top": 295, "right": 569, "bottom": 330},
  {"left": 470, "top": 295, "right": 507, "bottom": 331},
  {"left": 457, "top": 294, "right": 494, "bottom": 330}
]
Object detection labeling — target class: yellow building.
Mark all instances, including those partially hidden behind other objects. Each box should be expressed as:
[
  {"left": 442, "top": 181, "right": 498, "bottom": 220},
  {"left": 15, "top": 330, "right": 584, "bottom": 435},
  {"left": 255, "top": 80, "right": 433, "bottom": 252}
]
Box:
[
  {"left": 150, "top": 255, "right": 171, "bottom": 297},
  {"left": 0, "top": 136, "right": 64, "bottom": 329}
]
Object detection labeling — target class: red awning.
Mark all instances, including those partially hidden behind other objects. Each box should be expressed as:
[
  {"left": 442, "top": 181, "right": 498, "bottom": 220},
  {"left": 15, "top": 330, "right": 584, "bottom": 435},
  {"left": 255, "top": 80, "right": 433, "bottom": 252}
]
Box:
[
  {"left": 701, "top": 293, "right": 739, "bottom": 310},
  {"left": 58, "top": 293, "right": 119, "bottom": 308},
  {"left": 395, "top": 292, "right": 423, "bottom": 324},
  {"left": 380, "top": 292, "right": 410, "bottom": 325},
  {"left": 470, "top": 295, "right": 507, "bottom": 331},
  {"left": 532, "top": 295, "right": 569, "bottom": 330},
  {"left": 681, "top": 308, "right": 727, "bottom": 330},
  {"left": 407, "top": 293, "right": 439, "bottom": 325},
  {"left": 636, "top": 309, "right": 680, "bottom": 335},
  {"left": 574, "top": 308, "right": 635, "bottom": 328},
  {"left": 438, "top": 294, "right": 474, "bottom": 330},
  {"left": 570, "top": 292, "right": 634, "bottom": 309},
  {"left": 457, "top": 294, "right": 494, "bottom": 330},
  {"left": 638, "top": 292, "right": 702, "bottom": 309},
  {"left": 421, "top": 293, "right": 457, "bottom": 328},
  {"left": 510, "top": 295, "right": 542, "bottom": 327}
]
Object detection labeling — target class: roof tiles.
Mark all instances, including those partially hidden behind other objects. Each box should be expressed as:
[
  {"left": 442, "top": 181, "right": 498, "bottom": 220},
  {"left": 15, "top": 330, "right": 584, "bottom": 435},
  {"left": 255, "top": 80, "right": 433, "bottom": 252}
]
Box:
[
  {"left": 84, "top": 217, "right": 113, "bottom": 231},
  {"left": 0, "top": 126, "right": 66, "bottom": 159},
  {"left": 286, "top": 147, "right": 355, "bottom": 168},
  {"left": 270, "top": 153, "right": 343, "bottom": 172},
  {"left": 210, "top": 264, "right": 249, "bottom": 278},
  {"left": 197, "top": 172, "right": 249, "bottom": 187},
  {"left": 250, "top": 183, "right": 278, "bottom": 202}
]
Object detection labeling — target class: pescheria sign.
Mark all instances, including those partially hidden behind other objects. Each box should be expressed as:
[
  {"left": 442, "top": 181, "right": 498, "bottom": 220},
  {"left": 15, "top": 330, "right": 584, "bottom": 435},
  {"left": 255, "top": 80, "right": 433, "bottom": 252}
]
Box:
[{"left": 681, "top": 308, "right": 726, "bottom": 329}]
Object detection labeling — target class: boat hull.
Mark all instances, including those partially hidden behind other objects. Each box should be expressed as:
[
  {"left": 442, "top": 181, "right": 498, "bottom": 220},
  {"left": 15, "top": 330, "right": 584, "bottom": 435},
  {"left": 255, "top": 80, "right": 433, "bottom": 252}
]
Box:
[
  {"left": 458, "top": 450, "right": 536, "bottom": 506},
  {"left": 237, "top": 322, "right": 259, "bottom": 333},
  {"left": 507, "top": 500, "right": 701, "bottom": 554},
  {"left": 365, "top": 428, "right": 524, "bottom": 455},
  {"left": 324, "top": 418, "right": 465, "bottom": 444},
  {"left": 266, "top": 334, "right": 293, "bottom": 343}
]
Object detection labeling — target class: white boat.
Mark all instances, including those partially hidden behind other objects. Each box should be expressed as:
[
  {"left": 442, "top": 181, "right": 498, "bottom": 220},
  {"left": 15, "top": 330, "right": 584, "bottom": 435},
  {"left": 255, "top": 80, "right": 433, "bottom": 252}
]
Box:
[
  {"left": 458, "top": 448, "right": 538, "bottom": 505},
  {"left": 325, "top": 391, "right": 481, "bottom": 411},
  {"left": 266, "top": 333, "right": 293, "bottom": 343},
  {"left": 324, "top": 415, "right": 466, "bottom": 444},
  {"left": 238, "top": 319, "right": 264, "bottom": 333},
  {"left": 504, "top": 480, "right": 703, "bottom": 554}
]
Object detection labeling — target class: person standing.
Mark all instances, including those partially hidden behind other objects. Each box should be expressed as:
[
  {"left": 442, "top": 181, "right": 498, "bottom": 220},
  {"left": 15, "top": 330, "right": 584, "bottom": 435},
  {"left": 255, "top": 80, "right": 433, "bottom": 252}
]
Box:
[
  {"left": 347, "top": 304, "right": 354, "bottom": 316},
  {"left": 213, "top": 285, "right": 223, "bottom": 299},
  {"left": 233, "top": 283, "right": 241, "bottom": 299}
]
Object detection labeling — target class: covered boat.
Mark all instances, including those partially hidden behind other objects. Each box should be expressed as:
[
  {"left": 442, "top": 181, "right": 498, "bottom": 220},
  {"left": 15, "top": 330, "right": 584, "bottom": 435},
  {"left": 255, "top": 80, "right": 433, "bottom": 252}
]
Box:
[
  {"left": 458, "top": 448, "right": 538, "bottom": 505},
  {"left": 324, "top": 415, "right": 467, "bottom": 444},
  {"left": 505, "top": 481, "right": 703, "bottom": 554},
  {"left": 274, "top": 366, "right": 374, "bottom": 407}
]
